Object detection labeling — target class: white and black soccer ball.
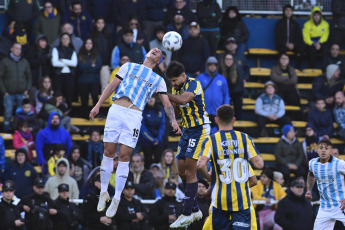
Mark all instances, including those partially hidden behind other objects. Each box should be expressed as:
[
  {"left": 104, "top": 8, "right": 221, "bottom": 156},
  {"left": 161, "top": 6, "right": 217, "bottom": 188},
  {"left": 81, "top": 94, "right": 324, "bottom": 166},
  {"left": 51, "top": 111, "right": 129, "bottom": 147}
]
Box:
[{"left": 162, "top": 31, "right": 183, "bottom": 52}]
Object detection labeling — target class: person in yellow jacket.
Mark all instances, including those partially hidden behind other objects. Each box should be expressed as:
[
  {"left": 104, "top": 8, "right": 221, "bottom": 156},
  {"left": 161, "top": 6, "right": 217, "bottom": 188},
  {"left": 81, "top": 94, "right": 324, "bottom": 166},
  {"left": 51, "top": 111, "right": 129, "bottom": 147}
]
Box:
[
  {"left": 302, "top": 6, "right": 329, "bottom": 68},
  {"left": 251, "top": 168, "right": 286, "bottom": 230},
  {"left": 47, "top": 145, "right": 66, "bottom": 176}
]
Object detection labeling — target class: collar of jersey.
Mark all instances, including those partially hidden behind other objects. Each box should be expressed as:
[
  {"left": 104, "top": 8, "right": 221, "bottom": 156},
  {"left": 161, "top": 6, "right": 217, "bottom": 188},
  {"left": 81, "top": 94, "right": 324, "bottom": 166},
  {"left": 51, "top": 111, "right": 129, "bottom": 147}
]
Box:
[{"left": 317, "top": 155, "right": 333, "bottom": 163}]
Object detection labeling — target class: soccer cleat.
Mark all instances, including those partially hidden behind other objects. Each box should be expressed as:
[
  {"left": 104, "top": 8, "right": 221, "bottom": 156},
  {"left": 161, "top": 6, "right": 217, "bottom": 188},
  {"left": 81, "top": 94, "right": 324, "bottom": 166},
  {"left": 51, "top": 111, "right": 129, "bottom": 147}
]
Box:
[
  {"left": 192, "top": 210, "right": 203, "bottom": 222},
  {"left": 106, "top": 197, "right": 120, "bottom": 218},
  {"left": 97, "top": 191, "right": 110, "bottom": 212},
  {"left": 170, "top": 214, "right": 194, "bottom": 228}
]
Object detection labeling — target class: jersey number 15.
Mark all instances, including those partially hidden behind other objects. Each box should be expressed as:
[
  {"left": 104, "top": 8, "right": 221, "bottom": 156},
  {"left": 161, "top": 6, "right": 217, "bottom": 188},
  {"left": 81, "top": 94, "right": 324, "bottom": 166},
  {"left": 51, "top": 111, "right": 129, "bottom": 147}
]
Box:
[{"left": 217, "top": 158, "right": 249, "bottom": 184}]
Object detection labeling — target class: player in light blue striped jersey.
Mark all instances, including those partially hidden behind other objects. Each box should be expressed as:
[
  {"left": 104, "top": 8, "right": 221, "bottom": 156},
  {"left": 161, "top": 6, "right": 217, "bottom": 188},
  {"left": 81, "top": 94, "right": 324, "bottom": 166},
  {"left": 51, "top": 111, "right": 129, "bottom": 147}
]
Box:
[{"left": 306, "top": 139, "right": 345, "bottom": 230}]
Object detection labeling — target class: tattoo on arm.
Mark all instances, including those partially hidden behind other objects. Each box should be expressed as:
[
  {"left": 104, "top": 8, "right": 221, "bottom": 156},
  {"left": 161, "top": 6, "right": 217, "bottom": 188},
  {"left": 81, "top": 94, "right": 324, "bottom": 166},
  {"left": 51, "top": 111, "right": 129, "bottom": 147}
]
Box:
[
  {"left": 307, "top": 172, "right": 316, "bottom": 191},
  {"left": 164, "top": 105, "right": 176, "bottom": 123}
]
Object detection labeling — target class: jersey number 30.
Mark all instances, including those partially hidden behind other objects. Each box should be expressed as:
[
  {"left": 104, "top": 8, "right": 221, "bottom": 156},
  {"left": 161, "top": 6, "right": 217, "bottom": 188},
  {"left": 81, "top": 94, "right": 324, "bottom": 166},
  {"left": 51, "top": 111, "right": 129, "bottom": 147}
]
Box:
[{"left": 217, "top": 158, "right": 249, "bottom": 184}]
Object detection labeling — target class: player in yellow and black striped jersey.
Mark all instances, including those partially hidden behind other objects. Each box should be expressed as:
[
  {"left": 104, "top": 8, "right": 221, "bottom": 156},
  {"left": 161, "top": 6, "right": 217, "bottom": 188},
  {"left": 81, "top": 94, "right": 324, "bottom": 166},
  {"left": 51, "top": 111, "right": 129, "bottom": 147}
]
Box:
[
  {"left": 166, "top": 61, "right": 211, "bottom": 228},
  {"left": 197, "top": 105, "right": 264, "bottom": 230}
]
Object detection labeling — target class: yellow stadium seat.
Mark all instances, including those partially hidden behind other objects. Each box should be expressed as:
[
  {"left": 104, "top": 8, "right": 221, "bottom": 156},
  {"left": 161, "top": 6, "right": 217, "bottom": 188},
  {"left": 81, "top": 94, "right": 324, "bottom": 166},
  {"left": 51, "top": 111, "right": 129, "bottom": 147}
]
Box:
[
  {"left": 297, "top": 83, "right": 312, "bottom": 89},
  {"left": 260, "top": 153, "right": 276, "bottom": 161},
  {"left": 340, "top": 50, "right": 345, "bottom": 55},
  {"left": 244, "top": 82, "right": 264, "bottom": 88},
  {"left": 1, "top": 133, "right": 13, "bottom": 140},
  {"left": 249, "top": 48, "right": 279, "bottom": 55},
  {"left": 71, "top": 118, "right": 106, "bottom": 126},
  {"left": 234, "top": 120, "right": 258, "bottom": 128},
  {"left": 242, "top": 105, "right": 300, "bottom": 111},
  {"left": 35, "top": 166, "right": 42, "bottom": 173},
  {"left": 339, "top": 155, "right": 345, "bottom": 160},
  {"left": 301, "top": 99, "right": 308, "bottom": 105},
  {"left": 243, "top": 98, "right": 256, "bottom": 105},
  {"left": 250, "top": 68, "right": 271, "bottom": 76},
  {"left": 254, "top": 170, "right": 262, "bottom": 176},
  {"left": 5, "top": 149, "right": 15, "bottom": 158}
]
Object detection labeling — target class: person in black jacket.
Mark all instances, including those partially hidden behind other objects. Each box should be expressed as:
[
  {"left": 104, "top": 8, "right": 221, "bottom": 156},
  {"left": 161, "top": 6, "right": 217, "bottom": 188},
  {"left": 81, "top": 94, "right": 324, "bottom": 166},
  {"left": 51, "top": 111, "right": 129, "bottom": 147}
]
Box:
[
  {"left": 20, "top": 178, "right": 57, "bottom": 230},
  {"left": 322, "top": 43, "right": 345, "bottom": 77},
  {"left": 163, "top": 0, "right": 197, "bottom": 27},
  {"left": 274, "top": 178, "right": 313, "bottom": 230},
  {"left": 332, "top": 0, "right": 345, "bottom": 47},
  {"left": 115, "top": 180, "right": 147, "bottom": 230},
  {"left": 53, "top": 183, "right": 83, "bottom": 230},
  {"left": 149, "top": 182, "right": 183, "bottom": 230},
  {"left": 275, "top": 4, "right": 302, "bottom": 69},
  {"left": 0, "top": 181, "right": 24, "bottom": 230}
]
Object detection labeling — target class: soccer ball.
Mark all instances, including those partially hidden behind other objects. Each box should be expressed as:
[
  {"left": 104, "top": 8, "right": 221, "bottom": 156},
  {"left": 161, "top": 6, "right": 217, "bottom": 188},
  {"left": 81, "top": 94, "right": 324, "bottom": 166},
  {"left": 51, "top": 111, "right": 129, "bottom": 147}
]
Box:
[{"left": 162, "top": 31, "right": 183, "bottom": 51}]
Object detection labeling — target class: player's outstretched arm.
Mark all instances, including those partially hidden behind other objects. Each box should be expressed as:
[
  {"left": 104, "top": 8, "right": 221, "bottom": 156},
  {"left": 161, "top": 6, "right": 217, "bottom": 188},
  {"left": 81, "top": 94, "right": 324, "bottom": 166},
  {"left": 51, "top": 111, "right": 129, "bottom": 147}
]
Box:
[
  {"left": 251, "top": 155, "right": 264, "bottom": 169},
  {"left": 305, "top": 172, "right": 316, "bottom": 201},
  {"left": 89, "top": 76, "right": 122, "bottom": 120},
  {"left": 159, "top": 93, "right": 182, "bottom": 134},
  {"left": 197, "top": 156, "right": 211, "bottom": 182},
  {"left": 167, "top": 92, "right": 195, "bottom": 105}
]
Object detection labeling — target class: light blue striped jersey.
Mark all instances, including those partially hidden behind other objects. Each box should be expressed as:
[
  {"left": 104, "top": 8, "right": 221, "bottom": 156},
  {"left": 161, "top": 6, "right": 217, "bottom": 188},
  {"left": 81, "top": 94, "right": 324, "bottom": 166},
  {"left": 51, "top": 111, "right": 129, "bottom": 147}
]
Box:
[
  {"left": 112, "top": 62, "right": 167, "bottom": 110},
  {"left": 309, "top": 156, "right": 345, "bottom": 210}
]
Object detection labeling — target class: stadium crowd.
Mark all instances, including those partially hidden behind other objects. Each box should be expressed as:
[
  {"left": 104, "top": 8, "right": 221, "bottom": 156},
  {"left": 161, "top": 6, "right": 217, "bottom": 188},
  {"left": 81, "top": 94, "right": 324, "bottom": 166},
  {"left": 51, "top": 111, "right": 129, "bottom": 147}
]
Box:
[{"left": 0, "top": 0, "right": 344, "bottom": 229}]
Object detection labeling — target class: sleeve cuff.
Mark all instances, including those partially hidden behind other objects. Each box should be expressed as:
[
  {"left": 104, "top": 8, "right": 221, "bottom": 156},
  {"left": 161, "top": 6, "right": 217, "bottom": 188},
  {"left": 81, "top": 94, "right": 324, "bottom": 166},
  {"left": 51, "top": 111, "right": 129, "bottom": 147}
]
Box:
[{"left": 116, "top": 74, "right": 123, "bottom": 80}]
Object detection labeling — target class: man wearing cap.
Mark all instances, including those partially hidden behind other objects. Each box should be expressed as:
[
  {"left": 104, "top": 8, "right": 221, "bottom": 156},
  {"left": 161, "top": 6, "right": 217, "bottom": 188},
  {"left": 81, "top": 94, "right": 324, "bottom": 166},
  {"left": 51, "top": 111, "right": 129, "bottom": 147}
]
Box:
[
  {"left": 20, "top": 177, "right": 57, "bottom": 230},
  {"left": 110, "top": 28, "right": 147, "bottom": 69},
  {"left": 255, "top": 80, "right": 292, "bottom": 137},
  {"left": 166, "top": 10, "right": 190, "bottom": 40},
  {"left": 163, "top": 0, "right": 197, "bottom": 27},
  {"left": 53, "top": 183, "right": 83, "bottom": 230},
  {"left": 149, "top": 182, "right": 183, "bottom": 230},
  {"left": 0, "top": 180, "right": 25, "bottom": 229},
  {"left": 275, "top": 177, "right": 313, "bottom": 230},
  {"left": 197, "top": 56, "right": 230, "bottom": 133},
  {"left": 175, "top": 21, "right": 210, "bottom": 78}
]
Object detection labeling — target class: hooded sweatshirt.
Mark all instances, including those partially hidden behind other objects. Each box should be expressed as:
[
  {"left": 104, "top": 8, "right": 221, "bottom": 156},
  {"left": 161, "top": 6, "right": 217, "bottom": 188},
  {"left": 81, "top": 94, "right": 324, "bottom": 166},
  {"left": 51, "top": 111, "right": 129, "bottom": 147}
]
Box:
[
  {"left": 197, "top": 56, "right": 230, "bottom": 115},
  {"left": 45, "top": 158, "right": 79, "bottom": 200},
  {"left": 302, "top": 7, "right": 329, "bottom": 45},
  {"left": 35, "top": 112, "right": 73, "bottom": 164}
]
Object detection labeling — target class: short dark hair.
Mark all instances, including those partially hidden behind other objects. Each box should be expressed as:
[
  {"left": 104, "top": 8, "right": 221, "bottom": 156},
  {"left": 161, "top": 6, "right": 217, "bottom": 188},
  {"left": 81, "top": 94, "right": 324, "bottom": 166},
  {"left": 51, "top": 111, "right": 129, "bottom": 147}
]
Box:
[
  {"left": 319, "top": 139, "right": 333, "bottom": 148},
  {"left": 22, "top": 98, "right": 30, "bottom": 106},
  {"left": 11, "top": 42, "right": 21, "bottom": 48},
  {"left": 262, "top": 168, "right": 274, "bottom": 180},
  {"left": 71, "top": 0, "right": 82, "bottom": 7},
  {"left": 216, "top": 105, "right": 234, "bottom": 124},
  {"left": 54, "top": 144, "right": 66, "bottom": 154},
  {"left": 166, "top": 61, "right": 185, "bottom": 79}
]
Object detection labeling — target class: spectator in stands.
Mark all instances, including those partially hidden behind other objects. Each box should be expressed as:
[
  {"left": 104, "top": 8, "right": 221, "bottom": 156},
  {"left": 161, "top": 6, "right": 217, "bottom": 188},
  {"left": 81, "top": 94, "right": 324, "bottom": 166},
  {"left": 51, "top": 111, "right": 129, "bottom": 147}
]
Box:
[
  {"left": 275, "top": 4, "right": 302, "bottom": 69},
  {"left": 312, "top": 64, "right": 344, "bottom": 107},
  {"left": 322, "top": 43, "right": 345, "bottom": 77},
  {"left": 149, "top": 26, "right": 172, "bottom": 65},
  {"left": 175, "top": 21, "right": 210, "bottom": 77},
  {"left": 274, "top": 125, "right": 306, "bottom": 183},
  {"left": 115, "top": 180, "right": 147, "bottom": 230},
  {"left": 197, "top": 56, "right": 230, "bottom": 133},
  {"left": 20, "top": 177, "right": 56, "bottom": 230},
  {"left": 168, "top": 173, "right": 185, "bottom": 202},
  {"left": 0, "top": 42, "right": 31, "bottom": 132},
  {"left": 86, "top": 0, "right": 113, "bottom": 30},
  {"left": 163, "top": 0, "right": 197, "bottom": 26},
  {"left": 219, "top": 52, "right": 246, "bottom": 120},
  {"left": 35, "top": 76, "right": 53, "bottom": 114},
  {"left": 90, "top": 18, "right": 112, "bottom": 93},
  {"left": 13, "top": 120, "right": 34, "bottom": 161},
  {"left": 255, "top": 81, "right": 291, "bottom": 137},
  {"left": 331, "top": 0, "right": 345, "bottom": 47},
  {"left": 8, "top": 148, "right": 37, "bottom": 198},
  {"left": 139, "top": 96, "right": 166, "bottom": 169},
  {"left": 159, "top": 149, "right": 179, "bottom": 182},
  {"left": 196, "top": 0, "right": 222, "bottom": 56},
  {"left": 302, "top": 123, "right": 319, "bottom": 161},
  {"left": 270, "top": 53, "right": 300, "bottom": 106},
  {"left": 81, "top": 129, "right": 103, "bottom": 168},
  {"left": 62, "top": 0, "right": 93, "bottom": 40},
  {"left": 166, "top": 11, "right": 190, "bottom": 40},
  {"left": 25, "top": 34, "right": 51, "bottom": 90},
  {"left": 35, "top": 112, "right": 72, "bottom": 165},
  {"left": 14, "top": 99, "right": 40, "bottom": 134},
  {"left": 82, "top": 174, "right": 115, "bottom": 230},
  {"left": 47, "top": 144, "right": 66, "bottom": 177},
  {"left": 273, "top": 171, "right": 285, "bottom": 186},
  {"left": 0, "top": 135, "right": 5, "bottom": 178},
  {"left": 51, "top": 23, "right": 83, "bottom": 53},
  {"left": 143, "top": 0, "right": 169, "bottom": 41},
  {"left": 308, "top": 98, "right": 333, "bottom": 139},
  {"left": 251, "top": 168, "right": 285, "bottom": 230},
  {"left": 149, "top": 182, "right": 183, "bottom": 230},
  {"left": 219, "top": 6, "right": 249, "bottom": 53},
  {"left": 77, "top": 38, "right": 102, "bottom": 118},
  {"left": 302, "top": 7, "right": 329, "bottom": 68},
  {"left": 128, "top": 153, "right": 154, "bottom": 199},
  {"left": 118, "top": 16, "right": 147, "bottom": 48},
  {"left": 68, "top": 145, "right": 92, "bottom": 190},
  {"left": 153, "top": 51, "right": 169, "bottom": 81},
  {"left": 110, "top": 28, "right": 147, "bottom": 69},
  {"left": 34, "top": 1, "right": 61, "bottom": 44},
  {"left": 334, "top": 91, "right": 345, "bottom": 140},
  {"left": 45, "top": 158, "right": 79, "bottom": 200},
  {"left": 0, "top": 180, "right": 25, "bottom": 229},
  {"left": 274, "top": 178, "right": 313, "bottom": 230},
  {"left": 332, "top": 148, "right": 340, "bottom": 158},
  {"left": 149, "top": 163, "right": 164, "bottom": 199},
  {"left": 189, "top": 178, "right": 210, "bottom": 230},
  {"left": 112, "top": 0, "right": 146, "bottom": 29}
]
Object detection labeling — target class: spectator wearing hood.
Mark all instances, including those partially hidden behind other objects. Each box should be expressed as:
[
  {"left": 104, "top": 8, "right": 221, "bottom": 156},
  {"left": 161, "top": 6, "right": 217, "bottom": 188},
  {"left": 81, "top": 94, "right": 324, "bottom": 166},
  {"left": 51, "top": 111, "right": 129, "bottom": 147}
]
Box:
[
  {"left": 274, "top": 125, "right": 306, "bottom": 183},
  {"left": 45, "top": 158, "right": 79, "bottom": 200},
  {"left": 334, "top": 91, "right": 345, "bottom": 140},
  {"left": 34, "top": 1, "right": 61, "bottom": 44},
  {"left": 197, "top": 56, "right": 230, "bottom": 133},
  {"left": 219, "top": 6, "right": 249, "bottom": 54},
  {"left": 302, "top": 123, "right": 319, "bottom": 161},
  {"left": 7, "top": 148, "right": 37, "bottom": 198},
  {"left": 275, "top": 4, "right": 302, "bottom": 68},
  {"left": 35, "top": 112, "right": 73, "bottom": 165},
  {"left": 302, "top": 6, "right": 329, "bottom": 68},
  {"left": 13, "top": 119, "right": 35, "bottom": 161},
  {"left": 308, "top": 98, "right": 333, "bottom": 139}
]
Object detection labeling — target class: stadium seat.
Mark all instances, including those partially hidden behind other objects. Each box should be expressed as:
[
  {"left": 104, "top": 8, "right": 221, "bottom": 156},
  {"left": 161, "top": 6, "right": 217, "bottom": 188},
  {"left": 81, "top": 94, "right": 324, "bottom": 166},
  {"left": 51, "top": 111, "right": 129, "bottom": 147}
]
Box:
[
  {"left": 250, "top": 67, "right": 271, "bottom": 76},
  {"left": 260, "top": 153, "right": 276, "bottom": 161},
  {"left": 242, "top": 105, "right": 301, "bottom": 111},
  {"left": 71, "top": 118, "right": 106, "bottom": 126},
  {"left": 243, "top": 98, "right": 308, "bottom": 105}
]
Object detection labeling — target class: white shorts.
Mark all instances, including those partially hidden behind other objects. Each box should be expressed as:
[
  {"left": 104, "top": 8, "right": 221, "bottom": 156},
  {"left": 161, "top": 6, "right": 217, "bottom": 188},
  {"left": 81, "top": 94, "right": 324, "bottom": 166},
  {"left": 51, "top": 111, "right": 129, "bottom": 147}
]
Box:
[
  {"left": 103, "top": 104, "right": 142, "bottom": 148},
  {"left": 314, "top": 207, "right": 345, "bottom": 230}
]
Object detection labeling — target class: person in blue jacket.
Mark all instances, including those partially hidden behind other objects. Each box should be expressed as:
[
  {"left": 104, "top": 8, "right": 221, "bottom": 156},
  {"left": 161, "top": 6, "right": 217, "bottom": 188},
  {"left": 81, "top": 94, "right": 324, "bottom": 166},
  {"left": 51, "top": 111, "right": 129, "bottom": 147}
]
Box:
[
  {"left": 139, "top": 96, "right": 166, "bottom": 169},
  {"left": 0, "top": 135, "right": 5, "bottom": 180},
  {"left": 35, "top": 112, "right": 73, "bottom": 165},
  {"left": 197, "top": 56, "right": 230, "bottom": 133}
]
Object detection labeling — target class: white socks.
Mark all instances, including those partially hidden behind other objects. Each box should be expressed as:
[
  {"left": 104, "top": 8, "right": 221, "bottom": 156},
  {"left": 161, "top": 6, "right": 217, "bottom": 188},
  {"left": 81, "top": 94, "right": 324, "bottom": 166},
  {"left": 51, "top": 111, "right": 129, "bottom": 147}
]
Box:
[
  {"left": 114, "top": 161, "right": 130, "bottom": 200},
  {"left": 100, "top": 155, "right": 113, "bottom": 193}
]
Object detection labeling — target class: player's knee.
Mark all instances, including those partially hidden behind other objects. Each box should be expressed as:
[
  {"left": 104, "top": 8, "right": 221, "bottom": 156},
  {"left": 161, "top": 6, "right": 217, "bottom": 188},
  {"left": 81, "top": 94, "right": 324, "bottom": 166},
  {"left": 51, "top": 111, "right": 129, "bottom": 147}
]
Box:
[
  {"left": 103, "top": 149, "right": 114, "bottom": 158},
  {"left": 185, "top": 168, "right": 197, "bottom": 179}
]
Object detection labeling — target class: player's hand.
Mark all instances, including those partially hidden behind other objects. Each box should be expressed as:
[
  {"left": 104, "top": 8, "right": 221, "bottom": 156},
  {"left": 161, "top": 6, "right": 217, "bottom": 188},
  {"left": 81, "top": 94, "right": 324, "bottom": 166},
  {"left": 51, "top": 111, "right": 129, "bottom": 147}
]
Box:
[
  {"left": 100, "top": 216, "right": 112, "bottom": 226},
  {"left": 305, "top": 191, "right": 312, "bottom": 201},
  {"left": 171, "top": 120, "right": 182, "bottom": 135},
  {"left": 204, "top": 187, "right": 211, "bottom": 197},
  {"left": 89, "top": 106, "right": 100, "bottom": 120},
  {"left": 340, "top": 199, "right": 345, "bottom": 210}
]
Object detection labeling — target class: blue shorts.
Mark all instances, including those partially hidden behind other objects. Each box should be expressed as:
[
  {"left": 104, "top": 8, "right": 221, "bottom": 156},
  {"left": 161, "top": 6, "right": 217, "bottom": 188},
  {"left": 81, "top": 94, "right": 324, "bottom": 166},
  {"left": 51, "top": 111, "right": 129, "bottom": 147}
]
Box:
[
  {"left": 211, "top": 206, "right": 251, "bottom": 230},
  {"left": 176, "top": 124, "right": 210, "bottom": 160}
]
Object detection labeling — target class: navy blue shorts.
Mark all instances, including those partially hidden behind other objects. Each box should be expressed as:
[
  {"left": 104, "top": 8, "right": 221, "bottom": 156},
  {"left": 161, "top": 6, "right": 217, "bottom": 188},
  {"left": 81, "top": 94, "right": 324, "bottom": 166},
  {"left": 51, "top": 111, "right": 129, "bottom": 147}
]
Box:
[{"left": 211, "top": 206, "right": 251, "bottom": 230}]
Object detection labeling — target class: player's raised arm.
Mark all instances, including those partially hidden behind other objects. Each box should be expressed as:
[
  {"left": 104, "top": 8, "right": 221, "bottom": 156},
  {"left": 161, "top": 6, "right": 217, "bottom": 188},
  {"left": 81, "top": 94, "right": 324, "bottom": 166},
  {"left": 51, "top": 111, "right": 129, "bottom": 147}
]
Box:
[
  {"left": 168, "top": 91, "right": 195, "bottom": 105},
  {"left": 197, "top": 137, "right": 212, "bottom": 182},
  {"left": 159, "top": 93, "right": 182, "bottom": 135},
  {"left": 305, "top": 171, "right": 315, "bottom": 201}
]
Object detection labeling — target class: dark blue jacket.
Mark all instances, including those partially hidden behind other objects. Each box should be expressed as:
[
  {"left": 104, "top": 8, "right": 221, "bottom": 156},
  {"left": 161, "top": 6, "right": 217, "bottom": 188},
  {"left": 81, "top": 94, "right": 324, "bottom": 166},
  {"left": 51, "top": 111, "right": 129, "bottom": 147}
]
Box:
[
  {"left": 166, "top": 23, "right": 190, "bottom": 40},
  {"left": 8, "top": 161, "right": 37, "bottom": 198},
  {"left": 312, "top": 75, "right": 345, "bottom": 101},
  {"left": 0, "top": 136, "right": 5, "bottom": 171},
  {"left": 62, "top": 10, "right": 93, "bottom": 40},
  {"left": 87, "top": 0, "right": 113, "bottom": 23},
  {"left": 144, "top": 0, "right": 169, "bottom": 21},
  {"left": 35, "top": 112, "right": 73, "bottom": 165},
  {"left": 140, "top": 105, "right": 166, "bottom": 147},
  {"left": 112, "top": 0, "right": 146, "bottom": 27},
  {"left": 307, "top": 108, "right": 333, "bottom": 137},
  {"left": 77, "top": 54, "right": 102, "bottom": 84}
]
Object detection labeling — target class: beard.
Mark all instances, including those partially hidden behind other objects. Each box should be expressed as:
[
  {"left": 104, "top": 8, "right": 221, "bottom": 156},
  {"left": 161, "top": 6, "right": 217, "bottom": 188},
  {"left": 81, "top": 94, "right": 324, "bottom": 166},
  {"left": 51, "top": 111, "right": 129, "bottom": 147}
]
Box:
[{"left": 51, "top": 123, "right": 59, "bottom": 129}]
